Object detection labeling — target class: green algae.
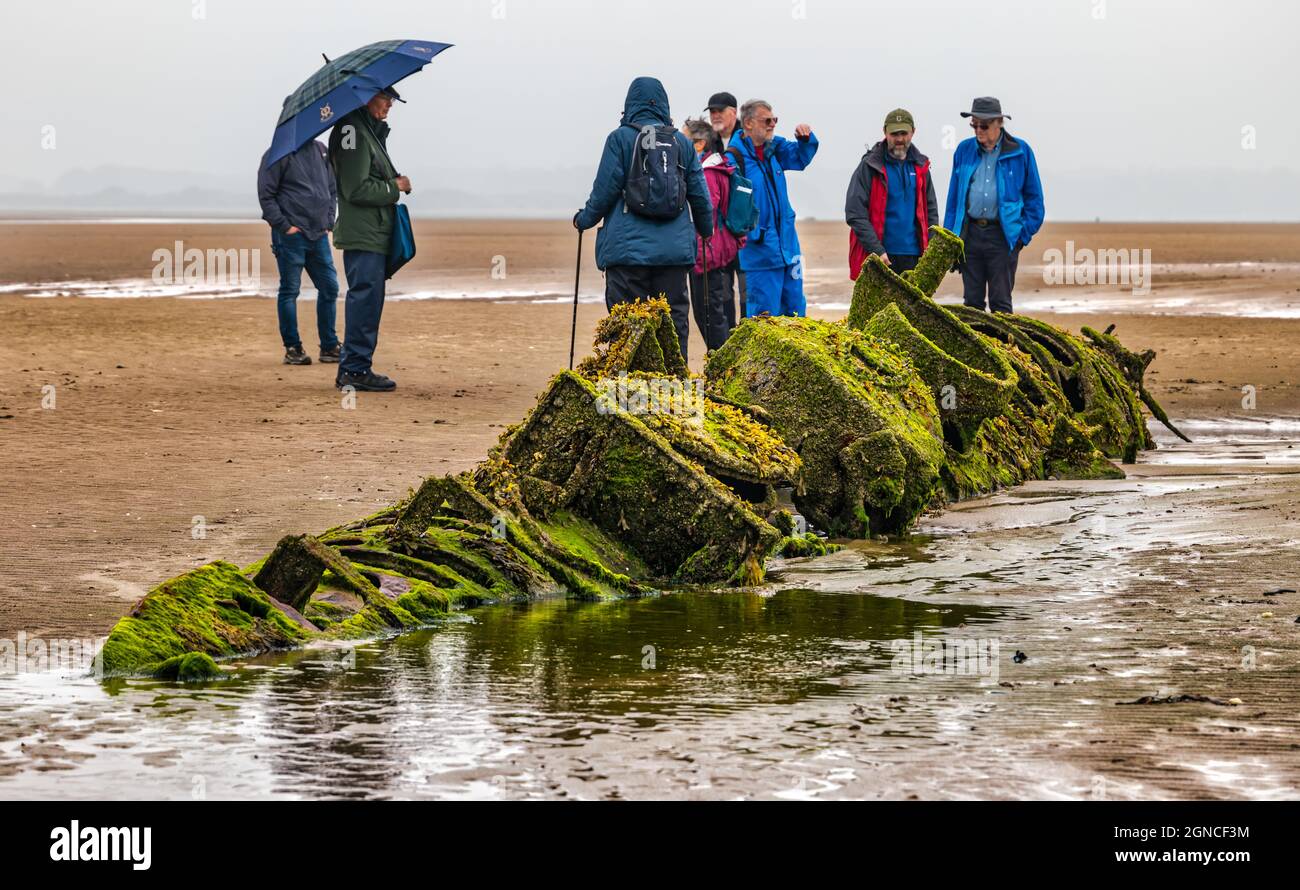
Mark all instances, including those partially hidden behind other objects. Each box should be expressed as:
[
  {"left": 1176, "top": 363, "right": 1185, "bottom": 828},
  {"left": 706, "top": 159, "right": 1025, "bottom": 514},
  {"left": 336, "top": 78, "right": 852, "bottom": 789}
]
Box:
[
  {"left": 98, "top": 561, "right": 306, "bottom": 678},
  {"left": 775, "top": 532, "right": 840, "bottom": 559},
  {"left": 98, "top": 234, "right": 1181, "bottom": 678},
  {"left": 902, "top": 224, "right": 964, "bottom": 296},
  {"left": 154, "top": 652, "right": 222, "bottom": 682},
  {"left": 577, "top": 296, "right": 689, "bottom": 380},
  {"left": 706, "top": 315, "right": 945, "bottom": 536},
  {"left": 497, "top": 370, "right": 781, "bottom": 583}
]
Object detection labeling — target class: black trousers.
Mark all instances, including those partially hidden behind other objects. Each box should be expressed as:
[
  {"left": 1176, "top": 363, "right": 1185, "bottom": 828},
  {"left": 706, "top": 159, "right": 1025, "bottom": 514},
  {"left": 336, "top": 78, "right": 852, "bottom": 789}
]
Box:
[
  {"left": 888, "top": 254, "right": 921, "bottom": 275},
  {"left": 689, "top": 267, "right": 734, "bottom": 352},
  {"left": 604, "top": 264, "right": 691, "bottom": 362},
  {"left": 960, "top": 220, "right": 1021, "bottom": 313}
]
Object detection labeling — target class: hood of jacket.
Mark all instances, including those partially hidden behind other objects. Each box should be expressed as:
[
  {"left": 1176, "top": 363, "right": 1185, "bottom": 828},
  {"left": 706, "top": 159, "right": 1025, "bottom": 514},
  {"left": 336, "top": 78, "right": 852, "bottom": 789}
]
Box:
[
  {"left": 701, "top": 151, "right": 734, "bottom": 173},
  {"left": 863, "top": 140, "right": 929, "bottom": 174},
  {"left": 620, "top": 76, "right": 673, "bottom": 127}
]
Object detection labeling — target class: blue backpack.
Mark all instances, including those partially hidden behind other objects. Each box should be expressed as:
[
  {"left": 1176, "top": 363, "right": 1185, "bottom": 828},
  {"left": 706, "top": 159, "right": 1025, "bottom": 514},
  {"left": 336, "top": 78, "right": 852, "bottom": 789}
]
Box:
[
  {"left": 622, "top": 124, "right": 688, "bottom": 220},
  {"left": 723, "top": 147, "right": 759, "bottom": 236}
]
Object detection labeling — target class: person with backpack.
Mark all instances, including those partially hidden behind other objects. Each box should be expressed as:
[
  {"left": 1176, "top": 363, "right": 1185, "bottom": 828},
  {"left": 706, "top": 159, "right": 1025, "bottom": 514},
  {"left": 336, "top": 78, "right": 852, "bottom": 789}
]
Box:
[
  {"left": 704, "top": 90, "right": 747, "bottom": 324},
  {"left": 844, "top": 108, "right": 939, "bottom": 280},
  {"left": 728, "top": 99, "right": 818, "bottom": 318},
  {"left": 574, "top": 77, "right": 713, "bottom": 363},
  {"left": 327, "top": 86, "right": 411, "bottom": 393},
  {"left": 682, "top": 118, "right": 746, "bottom": 352}
]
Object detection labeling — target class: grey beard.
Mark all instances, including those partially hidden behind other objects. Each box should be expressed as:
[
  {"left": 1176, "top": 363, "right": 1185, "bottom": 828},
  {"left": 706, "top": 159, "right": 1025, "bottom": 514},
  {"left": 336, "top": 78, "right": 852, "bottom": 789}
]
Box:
[{"left": 888, "top": 144, "right": 909, "bottom": 160}]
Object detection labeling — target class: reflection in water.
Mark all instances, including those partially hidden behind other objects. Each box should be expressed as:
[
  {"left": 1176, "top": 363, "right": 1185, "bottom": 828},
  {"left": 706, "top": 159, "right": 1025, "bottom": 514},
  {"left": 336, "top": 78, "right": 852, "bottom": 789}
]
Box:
[{"left": 0, "top": 588, "right": 1005, "bottom": 800}]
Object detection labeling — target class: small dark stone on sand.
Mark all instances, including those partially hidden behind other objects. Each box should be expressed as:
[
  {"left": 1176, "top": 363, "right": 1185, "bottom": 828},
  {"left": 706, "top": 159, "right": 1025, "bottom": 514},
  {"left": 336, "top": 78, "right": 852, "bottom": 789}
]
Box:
[
  {"left": 1118, "top": 693, "right": 1236, "bottom": 707},
  {"left": 1012, "top": 650, "right": 1028, "bottom": 664}
]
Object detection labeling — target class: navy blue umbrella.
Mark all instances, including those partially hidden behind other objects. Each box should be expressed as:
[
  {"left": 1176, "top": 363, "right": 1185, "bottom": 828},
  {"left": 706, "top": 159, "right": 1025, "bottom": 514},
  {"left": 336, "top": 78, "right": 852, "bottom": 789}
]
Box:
[{"left": 264, "top": 39, "right": 452, "bottom": 168}]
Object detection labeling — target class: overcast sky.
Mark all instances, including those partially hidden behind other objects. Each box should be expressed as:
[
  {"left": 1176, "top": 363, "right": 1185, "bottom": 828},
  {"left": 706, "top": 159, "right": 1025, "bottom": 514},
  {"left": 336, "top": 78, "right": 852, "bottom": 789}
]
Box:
[{"left": 3, "top": 0, "right": 1297, "bottom": 220}]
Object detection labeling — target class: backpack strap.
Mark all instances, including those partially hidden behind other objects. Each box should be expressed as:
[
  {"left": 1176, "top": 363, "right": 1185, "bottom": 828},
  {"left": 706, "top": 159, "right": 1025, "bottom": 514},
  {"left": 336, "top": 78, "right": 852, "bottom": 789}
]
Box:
[{"left": 726, "top": 146, "right": 746, "bottom": 176}]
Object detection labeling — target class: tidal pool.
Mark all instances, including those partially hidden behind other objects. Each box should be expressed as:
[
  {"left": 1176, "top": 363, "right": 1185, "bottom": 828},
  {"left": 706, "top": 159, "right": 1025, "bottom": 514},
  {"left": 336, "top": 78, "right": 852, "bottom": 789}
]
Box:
[{"left": 0, "top": 587, "right": 1010, "bottom": 800}]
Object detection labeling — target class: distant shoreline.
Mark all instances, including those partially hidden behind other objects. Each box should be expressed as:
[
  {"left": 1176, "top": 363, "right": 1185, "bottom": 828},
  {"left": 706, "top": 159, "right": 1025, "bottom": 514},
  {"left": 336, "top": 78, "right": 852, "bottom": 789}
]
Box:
[{"left": 3, "top": 218, "right": 1298, "bottom": 320}]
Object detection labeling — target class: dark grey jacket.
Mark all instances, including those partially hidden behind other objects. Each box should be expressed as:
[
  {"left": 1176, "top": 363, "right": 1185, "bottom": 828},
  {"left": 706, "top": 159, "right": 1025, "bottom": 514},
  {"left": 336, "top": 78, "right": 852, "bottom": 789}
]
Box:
[
  {"left": 844, "top": 141, "right": 938, "bottom": 257},
  {"left": 257, "top": 140, "right": 337, "bottom": 240}
]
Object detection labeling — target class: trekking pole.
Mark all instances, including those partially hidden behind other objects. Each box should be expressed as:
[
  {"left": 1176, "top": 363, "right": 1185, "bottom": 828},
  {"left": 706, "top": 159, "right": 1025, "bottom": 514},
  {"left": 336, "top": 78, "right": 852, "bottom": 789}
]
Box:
[
  {"left": 569, "top": 228, "right": 583, "bottom": 370},
  {"left": 702, "top": 238, "right": 711, "bottom": 358}
]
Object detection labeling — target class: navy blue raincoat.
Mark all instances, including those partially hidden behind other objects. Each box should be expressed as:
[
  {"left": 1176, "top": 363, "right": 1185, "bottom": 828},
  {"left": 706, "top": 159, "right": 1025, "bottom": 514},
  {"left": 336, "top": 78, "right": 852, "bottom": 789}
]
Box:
[{"left": 575, "top": 77, "right": 713, "bottom": 269}]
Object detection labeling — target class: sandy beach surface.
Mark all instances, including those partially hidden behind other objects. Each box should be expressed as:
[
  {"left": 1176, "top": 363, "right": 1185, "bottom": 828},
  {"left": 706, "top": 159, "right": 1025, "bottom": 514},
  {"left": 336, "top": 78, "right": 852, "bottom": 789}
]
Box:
[
  {"left": 2, "top": 219, "right": 1298, "bottom": 637},
  {"left": 1, "top": 218, "right": 1299, "bottom": 799}
]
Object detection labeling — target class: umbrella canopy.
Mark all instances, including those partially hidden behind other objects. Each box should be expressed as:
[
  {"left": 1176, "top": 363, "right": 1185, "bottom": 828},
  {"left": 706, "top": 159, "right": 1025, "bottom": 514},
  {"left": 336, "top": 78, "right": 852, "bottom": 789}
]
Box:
[{"left": 264, "top": 39, "right": 452, "bottom": 168}]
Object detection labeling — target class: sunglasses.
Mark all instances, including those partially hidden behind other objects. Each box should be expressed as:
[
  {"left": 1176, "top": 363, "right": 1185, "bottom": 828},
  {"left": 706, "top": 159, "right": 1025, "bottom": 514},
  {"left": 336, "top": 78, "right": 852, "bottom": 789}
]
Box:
[
  {"left": 758, "top": 117, "right": 778, "bottom": 126},
  {"left": 969, "top": 119, "right": 999, "bottom": 130}
]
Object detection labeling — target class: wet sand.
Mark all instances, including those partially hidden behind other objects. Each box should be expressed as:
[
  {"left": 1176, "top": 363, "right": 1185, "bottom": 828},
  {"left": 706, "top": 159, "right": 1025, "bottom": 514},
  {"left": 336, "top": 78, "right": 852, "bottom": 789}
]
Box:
[
  {"left": 2, "top": 221, "right": 1299, "bottom": 638},
  {"left": 1, "top": 219, "right": 1298, "bottom": 799},
  {"left": 3, "top": 292, "right": 1299, "bottom": 640},
  {"left": 0, "top": 431, "right": 1295, "bottom": 800}
]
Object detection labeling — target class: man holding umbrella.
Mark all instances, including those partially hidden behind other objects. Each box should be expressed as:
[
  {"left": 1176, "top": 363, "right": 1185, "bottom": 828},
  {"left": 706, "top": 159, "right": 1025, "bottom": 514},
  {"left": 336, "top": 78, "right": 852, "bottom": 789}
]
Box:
[
  {"left": 329, "top": 86, "right": 410, "bottom": 392},
  {"left": 263, "top": 39, "right": 451, "bottom": 391}
]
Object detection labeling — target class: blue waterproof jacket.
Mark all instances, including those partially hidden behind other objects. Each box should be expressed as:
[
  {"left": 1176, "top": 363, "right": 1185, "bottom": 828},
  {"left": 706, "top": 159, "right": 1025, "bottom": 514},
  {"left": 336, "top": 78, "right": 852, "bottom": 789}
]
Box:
[
  {"left": 943, "top": 131, "right": 1045, "bottom": 252},
  {"left": 257, "top": 140, "right": 337, "bottom": 241},
  {"left": 727, "top": 130, "right": 818, "bottom": 271},
  {"left": 575, "top": 77, "right": 713, "bottom": 269}
]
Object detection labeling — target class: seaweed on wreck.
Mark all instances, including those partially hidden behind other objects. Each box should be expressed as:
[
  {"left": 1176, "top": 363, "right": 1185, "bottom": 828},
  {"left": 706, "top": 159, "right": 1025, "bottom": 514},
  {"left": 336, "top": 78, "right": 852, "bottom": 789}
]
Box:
[{"left": 97, "top": 230, "right": 1183, "bottom": 677}]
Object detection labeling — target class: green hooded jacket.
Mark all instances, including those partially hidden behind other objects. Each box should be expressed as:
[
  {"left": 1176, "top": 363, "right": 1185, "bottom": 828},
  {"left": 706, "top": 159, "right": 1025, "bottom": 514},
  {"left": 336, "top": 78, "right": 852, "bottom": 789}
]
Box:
[{"left": 328, "top": 109, "right": 400, "bottom": 254}]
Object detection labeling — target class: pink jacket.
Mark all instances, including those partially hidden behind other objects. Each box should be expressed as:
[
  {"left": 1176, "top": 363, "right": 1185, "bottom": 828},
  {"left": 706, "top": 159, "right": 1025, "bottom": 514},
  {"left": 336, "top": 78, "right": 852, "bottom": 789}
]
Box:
[{"left": 694, "top": 152, "right": 745, "bottom": 274}]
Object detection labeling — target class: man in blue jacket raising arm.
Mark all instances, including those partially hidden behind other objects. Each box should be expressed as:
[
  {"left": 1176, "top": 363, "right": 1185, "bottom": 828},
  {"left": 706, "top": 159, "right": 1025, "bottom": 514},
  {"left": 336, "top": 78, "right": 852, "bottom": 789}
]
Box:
[
  {"left": 729, "top": 99, "right": 818, "bottom": 318},
  {"left": 574, "top": 77, "right": 713, "bottom": 363},
  {"left": 942, "top": 96, "right": 1045, "bottom": 314}
]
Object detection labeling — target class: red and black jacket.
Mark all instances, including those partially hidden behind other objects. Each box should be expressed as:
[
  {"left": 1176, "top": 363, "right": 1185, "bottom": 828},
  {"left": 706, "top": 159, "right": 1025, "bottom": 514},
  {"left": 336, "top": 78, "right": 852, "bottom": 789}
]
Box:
[{"left": 844, "top": 141, "right": 938, "bottom": 280}]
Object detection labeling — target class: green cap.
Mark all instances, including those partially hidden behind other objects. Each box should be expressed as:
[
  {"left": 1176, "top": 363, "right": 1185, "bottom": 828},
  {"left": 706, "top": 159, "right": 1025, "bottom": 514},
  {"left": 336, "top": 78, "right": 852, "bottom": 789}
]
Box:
[{"left": 883, "top": 108, "right": 914, "bottom": 133}]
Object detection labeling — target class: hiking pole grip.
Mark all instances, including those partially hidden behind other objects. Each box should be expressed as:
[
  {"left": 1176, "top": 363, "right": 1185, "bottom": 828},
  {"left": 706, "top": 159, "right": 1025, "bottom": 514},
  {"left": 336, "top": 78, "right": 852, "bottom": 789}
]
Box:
[{"left": 569, "top": 228, "right": 583, "bottom": 370}]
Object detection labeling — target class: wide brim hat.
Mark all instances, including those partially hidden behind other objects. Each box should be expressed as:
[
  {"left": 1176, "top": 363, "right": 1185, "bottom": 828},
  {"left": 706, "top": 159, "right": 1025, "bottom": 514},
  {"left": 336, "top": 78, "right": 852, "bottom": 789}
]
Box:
[{"left": 960, "top": 96, "right": 1009, "bottom": 120}]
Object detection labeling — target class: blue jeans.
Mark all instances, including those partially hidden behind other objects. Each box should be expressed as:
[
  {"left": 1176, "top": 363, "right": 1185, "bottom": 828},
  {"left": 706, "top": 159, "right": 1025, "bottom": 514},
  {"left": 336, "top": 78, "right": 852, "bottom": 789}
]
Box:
[
  {"left": 340, "top": 250, "right": 387, "bottom": 376},
  {"left": 743, "top": 264, "right": 805, "bottom": 317},
  {"left": 271, "top": 230, "right": 339, "bottom": 350}
]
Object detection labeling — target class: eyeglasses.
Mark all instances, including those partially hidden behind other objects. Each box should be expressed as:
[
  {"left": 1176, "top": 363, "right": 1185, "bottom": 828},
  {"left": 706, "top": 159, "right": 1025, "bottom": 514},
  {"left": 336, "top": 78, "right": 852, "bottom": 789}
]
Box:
[
  {"left": 970, "top": 119, "right": 999, "bottom": 130},
  {"left": 758, "top": 117, "right": 778, "bottom": 127}
]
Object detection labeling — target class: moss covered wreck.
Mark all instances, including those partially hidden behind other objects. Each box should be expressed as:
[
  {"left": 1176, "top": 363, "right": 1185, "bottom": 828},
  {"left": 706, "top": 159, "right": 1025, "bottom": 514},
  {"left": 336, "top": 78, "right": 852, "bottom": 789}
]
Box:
[{"left": 98, "top": 227, "right": 1184, "bottom": 678}]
